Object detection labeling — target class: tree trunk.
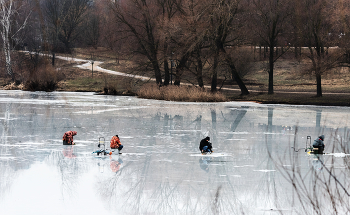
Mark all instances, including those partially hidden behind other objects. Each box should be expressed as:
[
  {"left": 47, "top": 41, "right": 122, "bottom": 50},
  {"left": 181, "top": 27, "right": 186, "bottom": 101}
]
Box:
[
  {"left": 224, "top": 52, "right": 249, "bottom": 95},
  {"left": 164, "top": 59, "right": 170, "bottom": 86},
  {"left": 211, "top": 50, "right": 218, "bottom": 92},
  {"left": 163, "top": 43, "right": 170, "bottom": 86},
  {"left": 195, "top": 51, "right": 203, "bottom": 88},
  {"left": 151, "top": 59, "right": 163, "bottom": 85},
  {"left": 268, "top": 43, "right": 274, "bottom": 94},
  {"left": 174, "top": 52, "right": 190, "bottom": 86},
  {"left": 0, "top": 0, "right": 14, "bottom": 80},
  {"left": 52, "top": 52, "right": 55, "bottom": 66},
  {"left": 316, "top": 72, "right": 322, "bottom": 97},
  {"left": 3, "top": 36, "right": 13, "bottom": 80}
]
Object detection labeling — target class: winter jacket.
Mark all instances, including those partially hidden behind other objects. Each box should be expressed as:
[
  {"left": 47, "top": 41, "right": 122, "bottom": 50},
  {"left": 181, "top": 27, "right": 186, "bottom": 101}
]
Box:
[
  {"left": 63, "top": 131, "right": 77, "bottom": 144},
  {"left": 110, "top": 136, "right": 121, "bottom": 149},
  {"left": 199, "top": 138, "right": 212, "bottom": 151},
  {"left": 313, "top": 135, "right": 325, "bottom": 148}
]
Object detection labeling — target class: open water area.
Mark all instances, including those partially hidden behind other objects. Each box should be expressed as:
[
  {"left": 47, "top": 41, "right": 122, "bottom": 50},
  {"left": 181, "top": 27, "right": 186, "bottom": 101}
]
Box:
[{"left": 0, "top": 90, "right": 350, "bottom": 215}]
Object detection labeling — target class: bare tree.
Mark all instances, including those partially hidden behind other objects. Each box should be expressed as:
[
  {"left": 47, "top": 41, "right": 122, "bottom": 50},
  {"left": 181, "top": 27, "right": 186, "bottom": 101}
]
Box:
[
  {"left": 84, "top": 12, "right": 100, "bottom": 49},
  {"left": 297, "top": 0, "right": 343, "bottom": 97},
  {"left": 250, "top": 0, "right": 292, "bottom": 94},
  {"left": 108, "top": 0, "right": 164, "bottom": 85},
  {"left": 43, "top": 0, "right": 89, "bottom": 53},
  {"left": 0, "top": 0, "right": 30, "bottom": 80},
  {"left": 171, "top": 0, "right": 210, "bottom": 87},
  {"left": 208, "top": 0, "right": 249, "bottom": 95}
]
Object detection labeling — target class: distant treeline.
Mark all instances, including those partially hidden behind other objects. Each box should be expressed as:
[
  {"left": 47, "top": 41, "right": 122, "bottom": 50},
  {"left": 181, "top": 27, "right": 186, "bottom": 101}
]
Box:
[{"left": 1, "top": 0, "right": 350, "bottom": 96}]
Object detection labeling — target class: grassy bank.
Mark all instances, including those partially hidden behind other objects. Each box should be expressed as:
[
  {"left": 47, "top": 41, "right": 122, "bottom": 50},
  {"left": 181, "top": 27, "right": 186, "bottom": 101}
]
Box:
[
  {"left": 226, "top": 91, "right": 350, "bottom": 106},
  {"left": 1, "top": 48, "right": 349, "bottom": 106}
]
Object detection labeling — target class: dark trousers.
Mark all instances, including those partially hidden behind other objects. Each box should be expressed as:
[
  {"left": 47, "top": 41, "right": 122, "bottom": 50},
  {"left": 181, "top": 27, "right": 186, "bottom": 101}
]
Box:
[
  {"left": 313, "top": 147, "right": 324, "bottom": 154},
  {"left": 63, "top": 140, "right": 71, "bottom": 145}
]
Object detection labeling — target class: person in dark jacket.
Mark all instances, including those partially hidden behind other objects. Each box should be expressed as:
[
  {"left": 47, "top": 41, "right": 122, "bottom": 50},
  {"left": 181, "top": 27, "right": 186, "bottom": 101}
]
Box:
[
  {"left": 199, "top": 136, "right": 213, "bottom": 154},
  {"left": 312, "top": 135, "right": 325, "bottom": 154},
  {"left": 63, "top": 131, "right": 77, "bottom": 145}
]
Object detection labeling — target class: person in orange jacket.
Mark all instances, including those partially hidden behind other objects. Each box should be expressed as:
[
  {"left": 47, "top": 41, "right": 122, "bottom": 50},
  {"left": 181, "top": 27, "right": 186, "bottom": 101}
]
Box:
[
  {"left": 63, "top": 131, "right": 77, "bottom": 145},
  {"left": 110, "top": 135, "right": 123, "bottom": 153}
]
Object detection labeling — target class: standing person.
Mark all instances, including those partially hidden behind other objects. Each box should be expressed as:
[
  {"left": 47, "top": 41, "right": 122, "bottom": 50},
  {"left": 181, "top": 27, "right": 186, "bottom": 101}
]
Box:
[
  {"left": 312, "top": 135, "right": 325, "bottom": 154},
  {"left": 110, "top": 135, "right": 123, "bottom": 154},
  {"left": 199, "top": 136, "right": 213, "bottom": 154},
  {"left": 62, "top": 131, "right": 77, "bottom": 145}
]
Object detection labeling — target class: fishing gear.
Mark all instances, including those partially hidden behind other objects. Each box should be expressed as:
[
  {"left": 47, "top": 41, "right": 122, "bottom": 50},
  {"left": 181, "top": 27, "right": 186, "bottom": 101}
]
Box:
[
  {"left": 291, "top": 136, "right": 312, "bottom": 152},
  {"left": 92, "top": 137, "right": 114, "bottom": 156},
  {"left": 291, "top": 136, "right": 314, "bottom": 153},
  {"left": 305, "top": 136, "right": 313, "bottom": 152}
]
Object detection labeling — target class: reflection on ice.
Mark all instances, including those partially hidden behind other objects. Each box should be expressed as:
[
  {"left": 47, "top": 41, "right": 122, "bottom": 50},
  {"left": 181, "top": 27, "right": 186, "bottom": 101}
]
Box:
[{"left": 0, "top": 90, "right": 350, "bottom": 214}]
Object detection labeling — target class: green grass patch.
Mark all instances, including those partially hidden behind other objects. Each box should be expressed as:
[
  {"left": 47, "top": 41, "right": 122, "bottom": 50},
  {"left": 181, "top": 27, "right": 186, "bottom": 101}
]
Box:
[{"left": 62, "top": 77, "right": 104, "bottom": 92}]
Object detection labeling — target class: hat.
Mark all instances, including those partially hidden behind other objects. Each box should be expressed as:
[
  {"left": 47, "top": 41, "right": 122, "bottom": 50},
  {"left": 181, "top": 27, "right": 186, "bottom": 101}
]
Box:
[
  {"left": 115, "top": 135, "right": 118, "bottom": 137},
  {"left": 205, "top": 136, "right": 210, "bottom": 141},
  {"left": 319, "top": 135, "right": 324, "bottom": 141}
]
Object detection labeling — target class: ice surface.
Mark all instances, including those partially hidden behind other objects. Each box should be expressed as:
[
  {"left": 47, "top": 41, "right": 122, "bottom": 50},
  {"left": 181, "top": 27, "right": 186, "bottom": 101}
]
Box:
[{"left": 0, "top": 90, "right": 350, "bottom": 214}]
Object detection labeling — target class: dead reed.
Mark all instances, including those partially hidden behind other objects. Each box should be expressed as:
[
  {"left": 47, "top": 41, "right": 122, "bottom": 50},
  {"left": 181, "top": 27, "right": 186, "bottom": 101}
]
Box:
[{"left": 137, "top": 84, "right": 227, "bottom": 102}]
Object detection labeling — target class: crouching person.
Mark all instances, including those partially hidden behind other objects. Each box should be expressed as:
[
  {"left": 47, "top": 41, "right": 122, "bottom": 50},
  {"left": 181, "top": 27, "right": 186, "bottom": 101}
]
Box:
[
  {"left": 110, "top": 135, "right": 123, "bottom": 153},
  {"left": 63, "top": 131, "right": 77, "bottom": 145},
  {"left": 312, "top": 135, "right": 325, "bottom": 154},
  {"left": 199, "top": 136, "right": 213, "bottom": 154}
]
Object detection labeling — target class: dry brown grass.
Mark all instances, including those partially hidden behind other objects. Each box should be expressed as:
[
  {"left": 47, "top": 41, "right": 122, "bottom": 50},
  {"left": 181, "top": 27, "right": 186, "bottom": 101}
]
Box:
[
  {"left": 23, "top": 63, "right": 65, "bottom": 91},
  {"left": 137, "top": 84, "right": 228, "bottom": 102},
  {"left": 2, "top": 82, "right": 24, "bottom": 90}
]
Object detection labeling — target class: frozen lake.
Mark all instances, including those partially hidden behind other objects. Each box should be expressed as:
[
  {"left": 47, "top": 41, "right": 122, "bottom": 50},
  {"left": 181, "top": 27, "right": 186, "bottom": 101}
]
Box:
[{"left": 0, "top": 90, "right": 349, "bottom": 215}]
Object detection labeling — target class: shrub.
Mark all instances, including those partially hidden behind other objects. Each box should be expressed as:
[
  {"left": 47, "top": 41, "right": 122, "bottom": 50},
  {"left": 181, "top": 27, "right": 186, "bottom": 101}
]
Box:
[{"left": 24, "top": 62, "right": 64, "bottom": 92}]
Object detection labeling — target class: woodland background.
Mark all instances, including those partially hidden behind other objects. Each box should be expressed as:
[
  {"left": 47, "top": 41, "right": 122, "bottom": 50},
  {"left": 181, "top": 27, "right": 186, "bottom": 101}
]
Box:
[{"left": 1, "top": 0, "right": 350, "bottom": 104}]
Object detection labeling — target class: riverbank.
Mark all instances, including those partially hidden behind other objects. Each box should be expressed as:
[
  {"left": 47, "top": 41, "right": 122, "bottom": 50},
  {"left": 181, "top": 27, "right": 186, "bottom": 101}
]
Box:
[
  {"left": 225, "top": 90, "right": 350, "bottom": 106},
  {"left": 1, "top": 48, "right": 349, "bottom": 107}
]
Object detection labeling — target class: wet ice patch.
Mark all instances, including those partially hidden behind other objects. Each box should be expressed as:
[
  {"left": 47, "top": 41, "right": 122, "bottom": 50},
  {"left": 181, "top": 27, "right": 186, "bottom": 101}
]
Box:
[
  {"left": 326, "top": 153, "right": 350, "bottom": 157},
  {"left": 257, "top": 208, "right": 291, "bottom": 212},
  {"left": 18, "top": 142, "right": 45, "bottom": 145},
  {"left": 219, "top": 131, "right": 249, "bottom": 134},
  {"left": 169, "top": 129, "right": 201, "bottom": 133},
  {"left": 226, "top": 139, "right": 247, "bottom": 141},
  {"left": 72, "top": 144, "right": 87, "bottom": 147},
  {"left": 121, "top": 153, "right": 146, "bottom": 156},
  {"left": 254, "top": 169, "right": 276, "bottom": 172},
  {"left": 234, "top": 165, "right": 254, "bottom": 167},
  {"left": 190, "top": 153, "right": 231, "bottom": 157},
  {"left": 0, "top": 144, "right": 23, "bottom": 147},
  {"left": 0, "top": 156, "right": 16, "bottom": 160},
  {"left": 78, "top": 152, "right": 95, "bottom": 155},
  {"left": 74, "top": 106, "right": 147, "bottom": 114}
]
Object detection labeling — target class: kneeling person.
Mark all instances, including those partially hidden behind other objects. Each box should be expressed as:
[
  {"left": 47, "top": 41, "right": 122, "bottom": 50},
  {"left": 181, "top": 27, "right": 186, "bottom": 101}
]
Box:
[
  {"left": 199, "top": 136, "right": 213, "bottom": 154},
  {"left": 63, "top": 131, "right": 77, "bottom": 145},
  {"left": 312, "top": 135, "right": 325, "bottom": 154},
  {"left": 110, "top": 135, "right": 123, "bottom": 153}
]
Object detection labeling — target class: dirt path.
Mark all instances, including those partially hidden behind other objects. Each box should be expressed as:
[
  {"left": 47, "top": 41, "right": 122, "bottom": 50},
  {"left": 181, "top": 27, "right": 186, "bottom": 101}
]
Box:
[{"left": 53, "top": 54, "right": 350, "bottom": 96}]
